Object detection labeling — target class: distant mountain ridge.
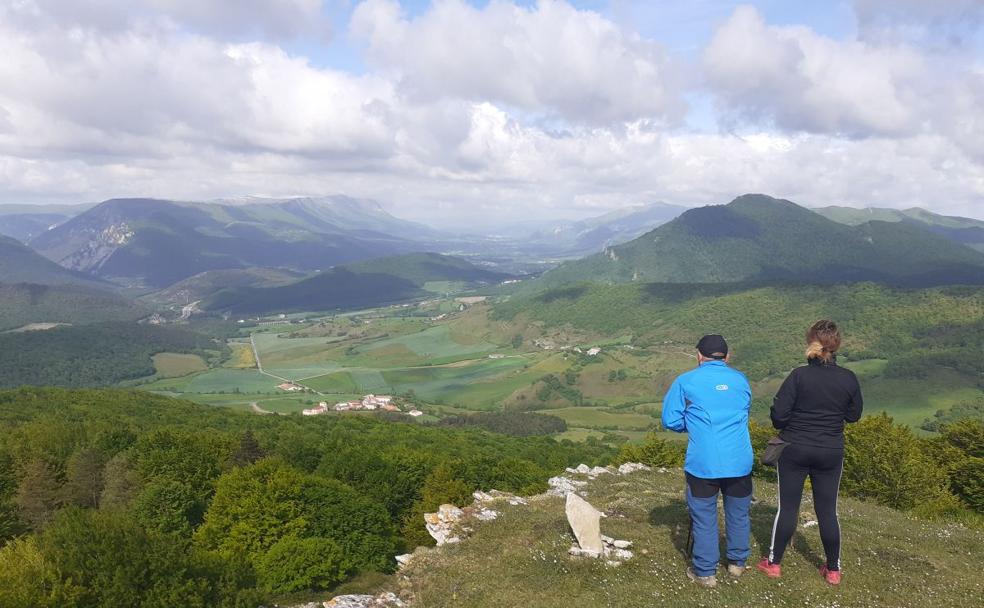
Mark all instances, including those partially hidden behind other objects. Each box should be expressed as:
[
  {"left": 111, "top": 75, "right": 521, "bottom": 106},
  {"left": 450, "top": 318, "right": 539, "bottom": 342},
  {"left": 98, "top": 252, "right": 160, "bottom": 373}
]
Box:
[
  {"left": 202, "top": 252, "right": 510, "bottom": 315},
  {"left": 528, "top": 202, "right": 686, "bottom": 255},
  {"left": 536, "top": 194, "right": 984, "bottom": 288},
  {"left": 815, "top": 205, "right": 984, "bottom": 253},
  {"left": 29, "top": 197, "right": 433, "bottom": 288},
  {"left": 0, "top": 203, "right": 93, "bottom": 242}
]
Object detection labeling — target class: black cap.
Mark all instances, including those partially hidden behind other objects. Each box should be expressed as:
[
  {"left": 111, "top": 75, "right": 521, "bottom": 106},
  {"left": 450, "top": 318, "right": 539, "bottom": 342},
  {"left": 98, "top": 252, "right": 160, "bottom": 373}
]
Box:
[{"left": 697, "top": 335, "right": 729, "bottom": 359}]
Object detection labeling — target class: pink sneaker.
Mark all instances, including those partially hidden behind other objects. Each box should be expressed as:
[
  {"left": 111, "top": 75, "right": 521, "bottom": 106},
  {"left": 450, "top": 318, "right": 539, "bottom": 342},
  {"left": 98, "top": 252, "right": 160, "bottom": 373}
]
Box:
[
  {"left": 757, "top": 558, "right": 782, "bottom": 578},
  {"left": 820, "top": 565, "right": 842, "bottom": 585}
]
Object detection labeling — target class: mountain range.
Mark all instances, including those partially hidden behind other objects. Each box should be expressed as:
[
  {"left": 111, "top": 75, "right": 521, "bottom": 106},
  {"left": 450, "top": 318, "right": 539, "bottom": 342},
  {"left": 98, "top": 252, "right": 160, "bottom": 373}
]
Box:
[
  {"left": 523, "top": 202, "right": 686, "bottom": 256},
  {"left": 536, "top": 194, "right": 984, "bottom": 288},
  {"left": 29, "top": 197, "right": 433, "bottom": 288}
]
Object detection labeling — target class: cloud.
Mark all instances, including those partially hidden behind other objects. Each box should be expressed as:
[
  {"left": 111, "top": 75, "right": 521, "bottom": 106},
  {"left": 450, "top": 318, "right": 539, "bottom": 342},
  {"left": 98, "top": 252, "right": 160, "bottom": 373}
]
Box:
[
  {"left": 2, "top": 0, "right": 329, "bottom": 40},
  {"left": 351, "top": 0, "right": 684, "bottom": 125},
  {"left": 703, "top": 5, "right": 984, "bottom": 163},
  {"left": 0, "top": 0, "right": 980, "bottom": 225}
]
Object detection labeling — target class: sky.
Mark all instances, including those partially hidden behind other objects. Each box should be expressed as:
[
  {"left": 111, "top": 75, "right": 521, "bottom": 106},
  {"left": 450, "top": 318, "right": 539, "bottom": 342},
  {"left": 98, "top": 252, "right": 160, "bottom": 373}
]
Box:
[{"left": 0, "top": 0, "right": 982, "bottom": 226}]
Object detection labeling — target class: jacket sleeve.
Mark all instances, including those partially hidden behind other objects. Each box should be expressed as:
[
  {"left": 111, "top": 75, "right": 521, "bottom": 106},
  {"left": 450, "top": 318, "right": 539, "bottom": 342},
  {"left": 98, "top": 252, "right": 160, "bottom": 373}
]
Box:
[
  {"left": 771, "top": 371, "right": 797, "bottom": 429},
  {"left": 845, "top": 378, "right": 864, "bottom": 423},
  {"left": 661, "top": 378, "right": 687, "bottom": 433}
]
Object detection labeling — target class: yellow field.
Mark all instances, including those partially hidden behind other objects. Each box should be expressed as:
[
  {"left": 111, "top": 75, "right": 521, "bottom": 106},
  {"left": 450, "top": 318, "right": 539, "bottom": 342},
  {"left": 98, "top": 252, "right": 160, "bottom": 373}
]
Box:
[
  {"left": 225, "top": 342, "right": 257, "bottom": 369},
  {"left": 152, "top": 352, "right": 208, "bottom": 378}
]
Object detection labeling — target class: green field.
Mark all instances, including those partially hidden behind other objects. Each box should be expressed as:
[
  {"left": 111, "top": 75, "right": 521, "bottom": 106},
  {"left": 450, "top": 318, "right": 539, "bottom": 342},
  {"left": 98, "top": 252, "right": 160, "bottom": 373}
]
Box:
[
  {"left": 151, "top": 352, "right": 208, "bottom": 378},
  {"left": 548, "top": 407, "right": 656, "bottom": 431}
]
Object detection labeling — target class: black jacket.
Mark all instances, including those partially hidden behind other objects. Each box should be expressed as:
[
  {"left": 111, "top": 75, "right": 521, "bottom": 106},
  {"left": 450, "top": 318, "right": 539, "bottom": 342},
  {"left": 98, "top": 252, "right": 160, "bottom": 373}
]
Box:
[{"left": 771, "top": 357, "right": 863, "bottom": 449}]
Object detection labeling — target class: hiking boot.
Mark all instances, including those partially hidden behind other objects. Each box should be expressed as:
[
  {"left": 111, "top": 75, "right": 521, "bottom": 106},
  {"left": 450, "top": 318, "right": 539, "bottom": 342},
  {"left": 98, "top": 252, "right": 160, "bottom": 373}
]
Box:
[
  {"left": 820, "top": 565, "right": 842, "bottom": 585},
  {"left": 757, "top": 558, "right": 782, "bottom": 578},
  {"left": 727, "top": 562, "right": 747, "bottom": 577},
  {"left": 686, "top": 567, "right": 718, "bottom": 588}
]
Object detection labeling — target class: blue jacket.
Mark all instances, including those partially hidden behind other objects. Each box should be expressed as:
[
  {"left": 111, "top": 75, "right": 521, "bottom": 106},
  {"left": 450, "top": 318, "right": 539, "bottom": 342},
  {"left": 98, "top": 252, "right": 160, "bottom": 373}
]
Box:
[{"left": 661, "top": 360, "right": 753, "bottom": 479}]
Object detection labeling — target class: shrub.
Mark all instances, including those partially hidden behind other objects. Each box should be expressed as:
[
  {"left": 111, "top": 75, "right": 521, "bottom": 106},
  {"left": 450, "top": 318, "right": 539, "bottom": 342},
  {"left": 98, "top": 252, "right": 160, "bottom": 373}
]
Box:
[
  {"left": 613, "top": 433, "right": 685, "bottom": 468},
  {"left": 843, "top": 414, "right": 948, "bottom": 510}
]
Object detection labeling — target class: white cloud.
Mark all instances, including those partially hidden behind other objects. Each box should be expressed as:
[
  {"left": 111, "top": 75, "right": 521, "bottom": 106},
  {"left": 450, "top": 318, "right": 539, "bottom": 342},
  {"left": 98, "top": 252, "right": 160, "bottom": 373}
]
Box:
[
  {"left": 703, "top": 5, "right": 984, "bottom": 164},
  {"left": 0, "top": 0, "right": 980, "bottom": 225},
  {"left": 2, "top": 0, "right": 329, "bottom": 40},
  {"left": 351, "top": 0, "right": 684, "bottom": 125}
]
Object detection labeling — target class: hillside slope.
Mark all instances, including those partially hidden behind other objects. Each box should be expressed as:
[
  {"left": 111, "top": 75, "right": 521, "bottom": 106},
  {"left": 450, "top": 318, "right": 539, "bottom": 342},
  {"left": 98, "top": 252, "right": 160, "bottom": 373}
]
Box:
[
  {"left": 29, "top": 198, "right": 427, "bottom": 288},
  {"left": 537, "top": 195, "right": 984, "bottom": 288},
  {"left": 202, "top": 253, "right": 510, "bottom": 314},
  {"left": 396, "top": 468, "right": 984, "bottom": 607},
  {"left": 0, "top": 234, "right": 107, "bottom": 287}
]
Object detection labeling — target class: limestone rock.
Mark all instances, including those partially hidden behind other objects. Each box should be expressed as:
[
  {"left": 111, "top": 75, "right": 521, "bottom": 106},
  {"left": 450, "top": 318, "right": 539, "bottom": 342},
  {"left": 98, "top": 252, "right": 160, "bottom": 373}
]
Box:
[
  {"left": 547, "top": 476, "right": 587, "bottom": 496},
  {"left": 588, "top": 466, "right": 612, "bottom": 477},
  {"left": 324, "top": 592, "right": 404, "bottom": 607},
  {"left": 565, "top": 493, "right": 604, "bottom": 557},
  {"left": 617, "top": 462, "right": 652, "bottom": 475},
  {"left": 395, "top": 553, "right": 413, "bottom": 569}
]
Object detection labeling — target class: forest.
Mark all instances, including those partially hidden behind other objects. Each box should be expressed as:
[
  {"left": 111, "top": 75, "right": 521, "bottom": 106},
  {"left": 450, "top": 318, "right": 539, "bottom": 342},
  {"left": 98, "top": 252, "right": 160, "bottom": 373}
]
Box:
[
  {"left": 0, "top": 322, "right": 224, "bottom": 388},
  {"left": 0, "top": 388, "right": 611, "bottom": 606}
]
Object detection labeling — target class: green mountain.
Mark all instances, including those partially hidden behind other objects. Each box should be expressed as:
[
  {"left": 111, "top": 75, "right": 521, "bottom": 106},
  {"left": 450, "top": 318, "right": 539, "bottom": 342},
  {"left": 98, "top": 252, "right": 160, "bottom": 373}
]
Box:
[
  {"left": 815, "top": 205, "right": 984, "bottom": 253},
  {"left": 536, "top": 194, "right": 984, "bottom": 288},
  {"left": 202, "top": 252, "right": 509, "bottom": 315},
  {"left": 29, "top": 197, "right": 432, "bottom": 288},
  {"left": 0, "top": 235, "right": 145, "bottom": 330},
  {"left": 0, "top": 234, "right": 107, "bottom": 287},
  {"left": 0, "top": 203, "right": 92, "bottom": 242},
  {"left": 144, "top": 267, "right": 307, "bottom": 307}
]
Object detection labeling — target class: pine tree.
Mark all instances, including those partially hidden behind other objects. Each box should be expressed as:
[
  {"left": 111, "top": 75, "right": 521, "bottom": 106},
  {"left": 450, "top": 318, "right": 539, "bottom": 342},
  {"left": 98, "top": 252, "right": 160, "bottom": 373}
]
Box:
[{"left": 231, "top": 430, "right": 265, "bottom": 468}]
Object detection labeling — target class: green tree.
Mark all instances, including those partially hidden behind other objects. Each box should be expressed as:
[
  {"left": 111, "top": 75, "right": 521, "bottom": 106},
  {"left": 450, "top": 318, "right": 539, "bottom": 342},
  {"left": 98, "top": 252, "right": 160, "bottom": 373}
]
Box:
[
  {"left": 951, "top": 457, "right": 984, "bottom": 512},
  {"left": 62, "top": 447, "right": 107, "bottom": 509},
  {"left": 132, "top": 479, "right": 200, "bottom": 535},
  {"left": 941, "top": 419, "right": 984, "bottom": 458},
  {"left": 614, "top": 433, "right": 685, "bottom": 468},
  {"left": 232, "top": 430, "right": 265, "bottom": 468},
  {"left": 99, "top": 453, "right": 141, "bottom": 510},
  {"left": 15, "top": 459, "right": 62, "bottom": 529},
  {"left": 256, "top": 536, "right": 348, "bottom": 594}
]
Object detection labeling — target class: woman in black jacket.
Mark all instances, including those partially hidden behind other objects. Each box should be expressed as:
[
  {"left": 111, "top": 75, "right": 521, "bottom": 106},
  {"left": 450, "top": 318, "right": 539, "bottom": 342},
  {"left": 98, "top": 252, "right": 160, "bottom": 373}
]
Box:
[{"left": 757, "top": 320, "right": 863, "bottom": 585}]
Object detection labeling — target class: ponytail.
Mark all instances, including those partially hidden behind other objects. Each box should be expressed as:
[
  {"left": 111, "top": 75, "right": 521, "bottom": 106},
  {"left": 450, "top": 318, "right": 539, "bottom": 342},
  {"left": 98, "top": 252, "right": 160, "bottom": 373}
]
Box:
[{"left": 806, "top": 320, "right": 841, "bottom": 363}]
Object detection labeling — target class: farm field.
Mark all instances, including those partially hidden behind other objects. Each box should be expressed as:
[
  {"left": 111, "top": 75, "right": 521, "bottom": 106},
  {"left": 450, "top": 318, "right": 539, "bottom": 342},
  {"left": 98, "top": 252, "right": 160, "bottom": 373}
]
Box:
[
  {"left": 132, "top": 298, "right": 983, "bottom": 446},
  {"left": 150, "top": 352, "right": 208, "bottom": 378}
]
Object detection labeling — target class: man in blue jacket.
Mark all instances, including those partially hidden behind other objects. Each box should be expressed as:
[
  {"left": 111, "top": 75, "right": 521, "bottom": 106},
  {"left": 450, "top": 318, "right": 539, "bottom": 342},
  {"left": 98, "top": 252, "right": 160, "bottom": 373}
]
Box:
[{"left": 661, "top": 335, "right": 753, "bottom": 588}]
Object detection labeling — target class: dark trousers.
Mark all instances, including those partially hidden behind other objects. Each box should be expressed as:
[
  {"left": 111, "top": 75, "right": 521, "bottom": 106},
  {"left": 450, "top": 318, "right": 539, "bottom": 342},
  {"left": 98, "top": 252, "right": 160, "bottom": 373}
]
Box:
[
  {"left": 768, "top": 443, "right": 845, "bottom": 570},
  {"left": 685, "top": 473, "right": 752, "bottom": 576}
]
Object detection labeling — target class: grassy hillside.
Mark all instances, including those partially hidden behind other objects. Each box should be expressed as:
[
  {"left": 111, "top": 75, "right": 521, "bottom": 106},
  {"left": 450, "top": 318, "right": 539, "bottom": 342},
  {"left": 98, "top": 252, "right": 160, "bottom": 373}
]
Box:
[
  {"left": 494, "top": 281, "right": 984, "bottom": 380},
  {"left": 143, "top": 267, "right": 306, "bottom": 307},
  {"left": 536, "top": 195, "right": 984, "bottom": 288},
  {"left": 399, "top": 467, "right": 984, "bottom": 607},
  {"left": 0, "top": 203, "right": 91, "bottom": 242},
  {"left": 202, "top": 253, "right": 509, "bottom": 315}
]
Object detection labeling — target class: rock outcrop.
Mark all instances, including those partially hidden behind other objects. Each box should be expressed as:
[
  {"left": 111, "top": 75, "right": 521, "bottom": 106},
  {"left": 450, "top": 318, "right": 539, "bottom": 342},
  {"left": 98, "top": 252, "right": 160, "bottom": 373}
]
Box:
[{"left": 565, "top": 493, "right": 605, "bottom": 556}]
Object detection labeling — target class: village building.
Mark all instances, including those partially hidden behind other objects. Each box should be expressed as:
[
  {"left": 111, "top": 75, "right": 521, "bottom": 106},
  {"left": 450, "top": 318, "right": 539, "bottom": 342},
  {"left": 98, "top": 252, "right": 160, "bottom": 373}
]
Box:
[
  {"left": 587, "top": 347, "right": 602, "bottom": 356},
  {"left": 302, "top": 401, "right": 330, "bottom": 416},
  {"left": 277, "top": 382, "right": 304, "bottom": 392},
  {"left": 408, "top": 409, "right": 424, "bottom": 417}
]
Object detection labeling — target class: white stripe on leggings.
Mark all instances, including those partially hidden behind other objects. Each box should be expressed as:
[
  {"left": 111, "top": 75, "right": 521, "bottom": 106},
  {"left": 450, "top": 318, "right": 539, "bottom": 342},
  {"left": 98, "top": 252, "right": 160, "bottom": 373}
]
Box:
[
  {"left": 835, "top": 456, "right": 844, "bottom": 570},
  {"left": 768, "top": 461, "right": 781, "bottom": 563}
]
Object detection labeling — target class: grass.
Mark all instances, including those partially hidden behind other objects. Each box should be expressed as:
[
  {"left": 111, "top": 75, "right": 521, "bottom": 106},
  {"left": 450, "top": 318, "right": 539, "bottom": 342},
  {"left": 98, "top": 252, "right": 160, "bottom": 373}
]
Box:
[
  {"left": 143, "top": 369, "right": 281, "bottom": 394},
  {"left": 302, "top": 371, "right": 360, "bottom": 394},
  {"left": 548, "top": 407, "right": 656, "bottom": 431},
  {"left": 396, "top": 469, "right": 984, "bottom": 607},
  {"left": 151, "top": 352, "right": 208, "bottom": 378}
]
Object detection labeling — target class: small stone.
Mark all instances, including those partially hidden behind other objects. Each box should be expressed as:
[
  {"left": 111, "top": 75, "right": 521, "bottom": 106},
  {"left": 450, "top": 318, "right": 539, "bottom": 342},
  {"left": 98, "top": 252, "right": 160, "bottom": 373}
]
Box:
[
  {"left": 575, "top": 463, "right": 591, "bottom": 474},
  {"left": 395, "top": 553, "right": 413, "bottom": 568},
  {"left": 601, "top": 535, "right": 615, "bottom": 545},
  {"left": 569, "top": 545, "right": 601, "bottom": 558},
  {"left": 589, "top": 466, "right": 612, "bottom": 477},
  {"left": 612, "top": 548, "right": 634, "bottom": 560},
  {"left": 613, "top": 540, "right": 632, "bottom": 549},
  {"left": 617, "top": 462, "right": 652, "bottom": 475}
]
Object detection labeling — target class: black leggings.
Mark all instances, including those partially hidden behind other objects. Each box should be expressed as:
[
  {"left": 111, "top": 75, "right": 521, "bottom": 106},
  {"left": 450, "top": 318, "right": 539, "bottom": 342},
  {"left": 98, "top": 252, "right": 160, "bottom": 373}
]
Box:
[{"left": 768, "top": 443, "right": 845, "bottom": 570}]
